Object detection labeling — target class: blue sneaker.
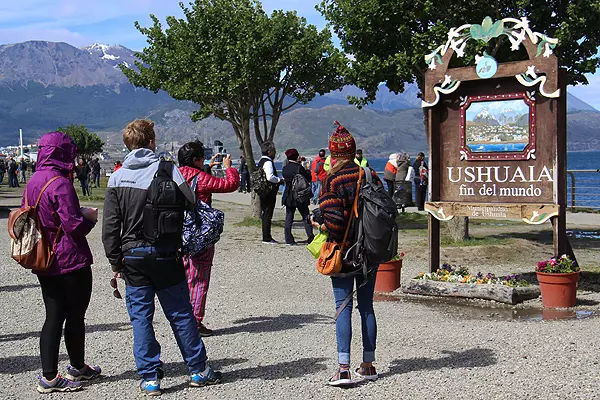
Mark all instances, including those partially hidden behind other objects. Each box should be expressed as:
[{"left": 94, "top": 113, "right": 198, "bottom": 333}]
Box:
[
  {"left": 139, "top": 379, "right": 161, "bottom": 396},
  {"left": 37, "top": 374, "right": 83, "bottom": 393},
  {"left": 65, "top": 364, "right": 102, "bottom": 381},
  {"left": 189, "top": 366, "right": 223, "bottom": 387}
]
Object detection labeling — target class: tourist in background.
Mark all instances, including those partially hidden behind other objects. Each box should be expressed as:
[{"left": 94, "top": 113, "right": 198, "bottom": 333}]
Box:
[
  {"left": 393, "top": 153, "right": 413, "bottom": 210},
  {"left": 384, "top": 153, "right": 399, "bottom": 197},
  {"left": 178, "top": 141, "right": 240, "bottom": 336},
  {"left": 8, "top": 157, "right": 19, "bottom": 188},
  {"left": 238, "top": 152, "right": 250, "bottom": 193},
  {"left": 76, "top": 160, "right": 91, "bottom": 197},
  {"left": 92, "top": 158, "right": 101, "bottom": 188},
  {"left": 19, "top": 157, "right": 28, "bottom": 183},
  {"left": 354, "top": 149, "right": 369, "bottom": 168},
  {"left": 315, "top": 121, "right": 381, "bottom": 387},
  {"left": 258, "top": 141, "right": 283, "bottom": 244},
  {"left": 102, "top": 119, "right": 222, "bottom": 395},
  {"left": 32, "top": 161, "right": 36, "bottom": 174},
  {"left": 113, "top": 160, "right": 122, "bottom": 172},
  {"left": 282, "top": 148, "right": 314, "bottom": 246},
  {"left": 26, "top": 132, "right": 100, "bottom": 393},
  {"left": 0, "top": 159, "right": 6, "bottom": 184},
  {"left": 413, "top": 152, "right": 428, "bottom": 211},
  {"left": 310, "top": 149, "right": 327, "bottom": 205}
]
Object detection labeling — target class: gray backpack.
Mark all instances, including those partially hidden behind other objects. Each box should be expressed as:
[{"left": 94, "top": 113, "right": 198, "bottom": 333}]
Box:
[{"left": 291, "top": 173, "right": 313, "bottom": 205}]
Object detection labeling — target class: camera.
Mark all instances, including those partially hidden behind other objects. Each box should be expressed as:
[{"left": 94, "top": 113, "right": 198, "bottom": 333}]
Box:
[{"left": 311, "top": 208, "right": 324, "bottom": 225}]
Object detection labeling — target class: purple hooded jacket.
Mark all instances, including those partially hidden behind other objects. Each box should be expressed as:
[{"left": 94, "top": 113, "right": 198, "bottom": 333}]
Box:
[{"left": 22, "top": 132, "right": 95, "bottom": 276}]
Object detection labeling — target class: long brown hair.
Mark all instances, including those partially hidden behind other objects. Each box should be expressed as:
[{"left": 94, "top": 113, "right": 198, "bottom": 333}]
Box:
[{"left": 327, "top": 157, "right": 353, "bottom": 177}]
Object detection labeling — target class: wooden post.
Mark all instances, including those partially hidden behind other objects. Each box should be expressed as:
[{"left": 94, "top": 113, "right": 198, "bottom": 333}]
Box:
[
  {"left": 428, "top": 107, "right": 441, "bottom": 272},
  {"left": 553, "top": 69, "right": 568, "bottom": 257}
]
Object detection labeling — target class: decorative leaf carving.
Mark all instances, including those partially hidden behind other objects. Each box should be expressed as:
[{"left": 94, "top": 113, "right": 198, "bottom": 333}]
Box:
[{"left": 470, "top": 24, "right": 483, "bottom": 40}]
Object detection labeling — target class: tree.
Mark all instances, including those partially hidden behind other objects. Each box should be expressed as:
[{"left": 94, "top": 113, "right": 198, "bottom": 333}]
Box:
[
  {"left": 57, "top": 124, "right": 104, "bottom": 162},
  {"left": 121, "top": 0, "right": 345, "bottom": 173},
  {"left": 319, "top": 0, "right": 600, "bottom": 105},
  {"left": 320, "top": 0, "right": 600, "bottom": 241}
]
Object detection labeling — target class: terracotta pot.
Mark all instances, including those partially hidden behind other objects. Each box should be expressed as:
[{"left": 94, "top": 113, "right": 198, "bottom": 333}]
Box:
[
  {"left": 536, "top": 271, "right": 580, "bottom": 309},
  {"left": 375, "top": 260, "right": 402, "bottom": 293}
]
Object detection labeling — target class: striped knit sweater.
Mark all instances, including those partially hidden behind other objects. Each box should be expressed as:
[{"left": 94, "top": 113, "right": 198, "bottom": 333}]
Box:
[{"left": 319, "top": 163, "right": 381, "bottom": 242}]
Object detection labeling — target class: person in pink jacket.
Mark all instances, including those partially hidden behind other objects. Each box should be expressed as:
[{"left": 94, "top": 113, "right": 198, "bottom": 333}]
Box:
[{"left": 178, "top": 141, "right": 240, "bottom": 336}]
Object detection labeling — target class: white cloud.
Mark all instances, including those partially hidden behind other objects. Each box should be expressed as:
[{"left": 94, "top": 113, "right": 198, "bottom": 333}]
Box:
[{"left": 0, "top": 27, "right": 89, "bottom": 46}]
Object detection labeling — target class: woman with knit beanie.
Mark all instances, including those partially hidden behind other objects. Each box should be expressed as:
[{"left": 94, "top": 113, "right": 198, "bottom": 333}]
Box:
[{"left": 314, "top": 121, "right": 382, "bottom": 386}]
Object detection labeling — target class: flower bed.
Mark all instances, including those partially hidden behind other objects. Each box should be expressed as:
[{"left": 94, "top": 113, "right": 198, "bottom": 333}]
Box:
[
  {"left": 403, "top": 264, "right": 540, "bottom": 305},
  {"left": 416, "top": 264, "right": 531, "bottom": 287}
]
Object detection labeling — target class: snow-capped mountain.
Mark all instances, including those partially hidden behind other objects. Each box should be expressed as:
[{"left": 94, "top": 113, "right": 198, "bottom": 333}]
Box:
[
  {"left": 81, "top": 43, "right": 137, "bottom": 69},
  {"left": 473, "top": 108, "right": 500, "bottom": 126}
]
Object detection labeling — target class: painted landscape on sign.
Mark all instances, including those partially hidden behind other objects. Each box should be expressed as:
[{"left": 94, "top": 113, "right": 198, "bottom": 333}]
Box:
[{"left": 465, "top": 99, "right": 530, "bottom": 153}]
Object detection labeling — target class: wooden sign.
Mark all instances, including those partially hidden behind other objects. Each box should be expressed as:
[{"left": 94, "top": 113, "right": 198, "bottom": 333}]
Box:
[{"left": 422, "top": 17, "right": 568, "bottom": 272}]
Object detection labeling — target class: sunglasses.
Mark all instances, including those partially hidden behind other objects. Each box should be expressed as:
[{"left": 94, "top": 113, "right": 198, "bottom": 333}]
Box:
[{"left": 110, "top": 277, "right": 122, "bottom": 299}]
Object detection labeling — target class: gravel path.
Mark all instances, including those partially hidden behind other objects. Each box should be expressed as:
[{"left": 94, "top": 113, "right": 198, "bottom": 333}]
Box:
[{"left": 0, "top": 200, "right": 599, "bottom": 400}]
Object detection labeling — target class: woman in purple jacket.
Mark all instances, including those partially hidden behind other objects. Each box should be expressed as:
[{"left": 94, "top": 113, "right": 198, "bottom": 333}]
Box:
[{"left": 24, "top": 132, "right": 101, "bottom": 393}]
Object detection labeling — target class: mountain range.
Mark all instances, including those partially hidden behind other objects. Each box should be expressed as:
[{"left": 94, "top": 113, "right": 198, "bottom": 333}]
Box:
[{"left": 0, "top": 40, "right": 598, "bottom": 154}]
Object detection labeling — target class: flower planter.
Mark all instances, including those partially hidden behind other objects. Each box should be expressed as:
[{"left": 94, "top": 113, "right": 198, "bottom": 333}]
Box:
[
  {"left": 375, "top": 260, "right": 402, "bottom": 293},
  {"left": 536, "top": 271, "right": 580, "bottom": 308},
  {"left": 403, "top": 279, "right": 540, "bottom": 305}
]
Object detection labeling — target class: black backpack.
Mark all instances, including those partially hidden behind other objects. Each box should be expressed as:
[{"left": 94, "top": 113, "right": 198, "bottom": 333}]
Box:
[
  {"left": 143, "top": 161, "right": 186, "bottom": 250},
  {"left": 334, "top": 167, "right": 399, "bottom": 320},
  {"left": 251, "top": 160, "right": 277, "bottom": 196},
  {"left": 355, "top": 167, "right": 399, "bottom": 264},
  {"left": 291, "top": 173, "right": 313, "bottom": 205}
]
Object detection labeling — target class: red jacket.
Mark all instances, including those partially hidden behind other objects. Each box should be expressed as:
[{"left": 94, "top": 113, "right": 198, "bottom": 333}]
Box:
[
  {"left": 179, "top": 166, "right": 240, "bottom": 204},
  {"left": 311, "top": 156, "right": 327, "bottom": 182}
]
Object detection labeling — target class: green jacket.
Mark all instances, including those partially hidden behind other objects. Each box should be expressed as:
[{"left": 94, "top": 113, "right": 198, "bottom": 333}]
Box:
[{"left": 354, "top": 157, "right": 368, "bottom": 167}]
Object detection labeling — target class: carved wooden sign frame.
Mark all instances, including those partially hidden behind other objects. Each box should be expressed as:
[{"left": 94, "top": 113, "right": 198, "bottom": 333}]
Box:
[{"left": 422, "top": 17, "right": 568, "bottom": 273}]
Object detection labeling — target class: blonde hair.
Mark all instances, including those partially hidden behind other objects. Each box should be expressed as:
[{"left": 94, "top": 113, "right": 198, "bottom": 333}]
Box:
[
  {"left": 326, "top": 157, "right": 353, "bottom": 178},
  {"left": 123, "top": 119, "right": 156, "bottom": 150}
]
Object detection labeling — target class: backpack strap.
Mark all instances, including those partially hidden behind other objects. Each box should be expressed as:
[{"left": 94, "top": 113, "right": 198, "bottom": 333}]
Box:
[
  {"left": 339, "top": 167, "right": 364, "bottom": 252},
  {"left": 31, "top": 176, "right": 62, "bottom": 208},
  {"left": 156, "top": 160, "right": 173, "bottom": 178},
  {"left": 363, "top": 166, "right": 373, "bottom": 185}
]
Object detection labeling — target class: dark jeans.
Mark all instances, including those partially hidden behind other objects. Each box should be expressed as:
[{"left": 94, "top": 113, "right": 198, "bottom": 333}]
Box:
[
  {"left": 79, "top": 179, "right": 91, "bottom": 196},
  {"left": 284, "top": 203, "right": 314, "bottom": 244},
  {"left": 415, "top": 180, "right": 427, "bottom": 210},
  {"left": 260, "top": 192, "right": 277, "bottom": 242},
  {"left": 240, "top": 173, "right": 250, "bottom": 192},
  {"left": 125, "top": 280, "right": 207, "bottom": 381},
  {"left": 331, "top": 267, "right": 378, "bottom": 365},
  {"left": 0, "top": 171, "right": 4, "bottom": 184},
  {"left": 38, "top": 267, "right": 92, "bottom": 380},
  {"left": 8, "top": 171, "right": 19, "bottom": 187},
  {"left": 95, "top": 173, "right": 101, "bottom": 188},
  {"left": 384, "top": 179, "right": 394, "bottom": 198}
]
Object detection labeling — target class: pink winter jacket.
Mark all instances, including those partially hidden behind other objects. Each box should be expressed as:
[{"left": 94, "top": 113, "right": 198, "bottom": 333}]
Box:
[{"left": 179, "top": 166, "right": 240, "bottom": 205}]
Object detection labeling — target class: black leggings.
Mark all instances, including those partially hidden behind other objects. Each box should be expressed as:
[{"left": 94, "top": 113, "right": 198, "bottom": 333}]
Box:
[{"left": 38, "top": 267, "right": 92, "bottom": 380}]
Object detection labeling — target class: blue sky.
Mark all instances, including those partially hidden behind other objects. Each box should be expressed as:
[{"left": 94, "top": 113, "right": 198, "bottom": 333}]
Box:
[{"left": 0, "top": 0, "right": 598, "bottom": 109}]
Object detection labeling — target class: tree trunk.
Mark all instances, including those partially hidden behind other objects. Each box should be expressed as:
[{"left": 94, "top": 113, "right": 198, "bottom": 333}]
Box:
[{"left": 447, "top": 217, "right": 469, "bottom": 242}]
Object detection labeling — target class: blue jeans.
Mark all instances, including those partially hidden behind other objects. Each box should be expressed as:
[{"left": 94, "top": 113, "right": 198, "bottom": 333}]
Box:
[
  {"left": 331, "top": 269, "right": 378, "bottom": 365},
  {"left": 311, "top": 181, "right": 322, "bottom": 204},
  {"left": 125, "top": 281, "right": 207, "bottom": 380}
]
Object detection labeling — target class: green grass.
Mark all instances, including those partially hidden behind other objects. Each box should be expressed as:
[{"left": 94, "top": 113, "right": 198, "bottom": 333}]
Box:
[
  {"left": 397, "top": 212, "right": 428, "bottom": 224},
  {"left": 441, "top": 236, "right": 511, "bottom": 247}
]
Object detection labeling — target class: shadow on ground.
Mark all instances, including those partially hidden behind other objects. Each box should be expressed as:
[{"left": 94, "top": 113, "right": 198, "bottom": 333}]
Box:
[
  {"left": 0, "top": 322, "right": 131, "bottom": 343},
  {"left": 381, "top": 348, "right": 497, "bottom": 378},
  {"left": 0, "top": 354, "right": 68, "bottom": 374},
  {"left": 0, "top": 283, "right": 38, "bottom": 292},
  {"left": 217, "top": 313, "right": 331, "bottom": 336},
  {"left": 164, "top": 357, "right": 328, "bottom": 393}
]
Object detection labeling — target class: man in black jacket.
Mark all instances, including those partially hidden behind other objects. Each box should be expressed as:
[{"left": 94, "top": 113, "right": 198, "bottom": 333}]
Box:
[
  {"left": 102, "top": 119, "right": 222, "bottom": 395},
  {"left": 8, "top": 157, "right": 19, "bottom": 188},
  {"left": 282, "top": 148, "right": 314, "bottom": 245},
  {"left": 258, "top": 141, "right": 283, "bottom": 244}
]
